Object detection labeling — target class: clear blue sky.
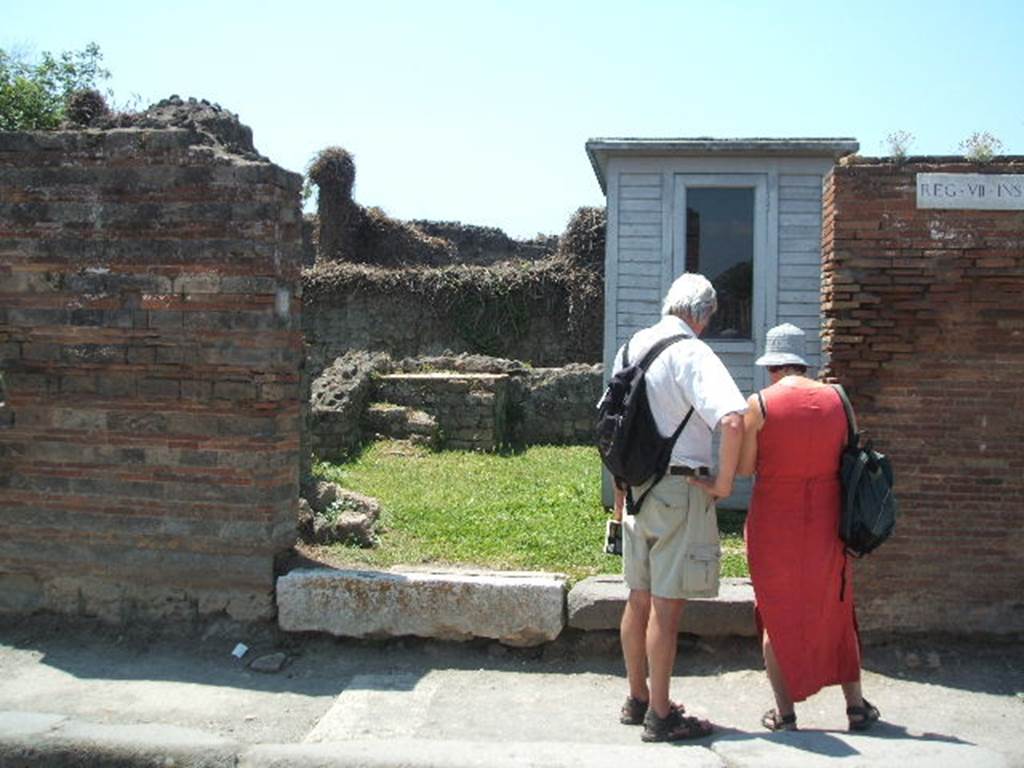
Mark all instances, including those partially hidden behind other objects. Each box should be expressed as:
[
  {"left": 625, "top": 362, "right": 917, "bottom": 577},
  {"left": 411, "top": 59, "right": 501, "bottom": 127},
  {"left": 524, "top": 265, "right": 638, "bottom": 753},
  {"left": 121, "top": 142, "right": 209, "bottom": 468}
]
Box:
[{"left": 5, "top": 0, "right": 1022, "bottom": 238}]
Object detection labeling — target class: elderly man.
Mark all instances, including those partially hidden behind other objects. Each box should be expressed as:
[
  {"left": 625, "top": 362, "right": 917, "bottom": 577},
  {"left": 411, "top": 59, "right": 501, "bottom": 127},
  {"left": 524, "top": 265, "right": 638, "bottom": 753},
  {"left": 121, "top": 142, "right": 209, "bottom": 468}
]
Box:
[{"left": 612, "top": 273, "right": 746, "bottom": 742}]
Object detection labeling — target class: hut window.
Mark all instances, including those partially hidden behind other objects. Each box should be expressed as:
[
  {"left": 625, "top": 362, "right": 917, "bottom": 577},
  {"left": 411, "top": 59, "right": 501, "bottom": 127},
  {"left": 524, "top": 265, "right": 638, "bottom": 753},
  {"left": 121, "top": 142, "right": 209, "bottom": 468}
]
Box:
[{"left": 685, "top": 187, "right": 754, "bottom": 339}]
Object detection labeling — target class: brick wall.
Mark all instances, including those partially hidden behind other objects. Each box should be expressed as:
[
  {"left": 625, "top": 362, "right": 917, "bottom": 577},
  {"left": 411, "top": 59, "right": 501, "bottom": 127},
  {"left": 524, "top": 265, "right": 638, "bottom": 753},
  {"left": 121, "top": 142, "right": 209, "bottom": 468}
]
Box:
[
  {"left": 822, "top": 158, "right": 1024, "bottom": 634},
  {"left": 0, "top": 129, "right": 303, "bottom": 623}
]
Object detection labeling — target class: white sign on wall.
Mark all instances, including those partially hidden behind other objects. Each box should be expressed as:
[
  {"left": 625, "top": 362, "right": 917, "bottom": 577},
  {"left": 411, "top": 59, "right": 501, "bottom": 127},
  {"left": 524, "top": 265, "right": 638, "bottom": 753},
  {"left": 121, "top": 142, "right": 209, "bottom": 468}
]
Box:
[{"left": 917, "top": 173, "right": 1024, "bottom": 210}]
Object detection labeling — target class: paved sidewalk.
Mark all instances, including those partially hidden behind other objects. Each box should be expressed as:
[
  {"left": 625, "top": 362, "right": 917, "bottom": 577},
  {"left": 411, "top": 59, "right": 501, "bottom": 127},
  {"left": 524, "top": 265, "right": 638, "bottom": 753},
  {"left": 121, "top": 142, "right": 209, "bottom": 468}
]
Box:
[{"left": 0, "top": 616, "right": 1021, "bottom": 767}]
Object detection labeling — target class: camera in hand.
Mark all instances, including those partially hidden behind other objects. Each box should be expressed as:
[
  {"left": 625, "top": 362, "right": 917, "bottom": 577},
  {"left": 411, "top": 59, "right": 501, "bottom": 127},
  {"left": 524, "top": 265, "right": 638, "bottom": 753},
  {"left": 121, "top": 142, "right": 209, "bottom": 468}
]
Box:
[{"left": 604, "top": 519, "right": 622, "bottom": 556}]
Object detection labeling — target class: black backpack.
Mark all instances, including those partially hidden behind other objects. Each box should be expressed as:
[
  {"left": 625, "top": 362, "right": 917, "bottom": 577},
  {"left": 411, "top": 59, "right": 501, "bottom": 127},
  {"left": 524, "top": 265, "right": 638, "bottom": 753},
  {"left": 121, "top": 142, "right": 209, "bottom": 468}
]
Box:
[
  {"left": 833, "top": 385, "right": 898, "bottom": 557},
  {"left": 596, "top": 333, "right": 695, "bottom": 515}
]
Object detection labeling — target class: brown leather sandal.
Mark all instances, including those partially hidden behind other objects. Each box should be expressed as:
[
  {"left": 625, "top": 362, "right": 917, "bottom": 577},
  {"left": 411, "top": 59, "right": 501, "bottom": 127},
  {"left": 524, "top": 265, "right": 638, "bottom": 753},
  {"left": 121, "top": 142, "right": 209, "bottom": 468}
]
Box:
[
  {"left": 619, "top": 696, "right": 648, "bottom": 725},
  {"left": 762, "top": 708, "right": 798, "bottom": 731},
  {"left": 620, "top": 697, "right": 687, "bottom": 725},
  {"left": 642, "top": 706, "right": 712, "bottom": 742},
  {"left": 847, "top": 698, "right": 880, "bottom": 731}
]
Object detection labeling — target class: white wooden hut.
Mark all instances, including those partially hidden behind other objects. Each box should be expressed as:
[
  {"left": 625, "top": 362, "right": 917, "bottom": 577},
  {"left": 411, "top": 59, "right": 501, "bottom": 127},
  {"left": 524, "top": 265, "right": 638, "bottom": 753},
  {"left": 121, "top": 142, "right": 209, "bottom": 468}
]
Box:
[{"left": 586, "top": 138, "right": 858, "bottom": 506}]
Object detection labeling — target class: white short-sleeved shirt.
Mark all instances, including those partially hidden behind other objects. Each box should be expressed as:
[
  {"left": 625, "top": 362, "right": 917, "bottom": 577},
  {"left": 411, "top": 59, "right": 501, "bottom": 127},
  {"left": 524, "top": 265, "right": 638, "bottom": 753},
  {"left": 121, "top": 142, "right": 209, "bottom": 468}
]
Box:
[{"left": 612, "top": 315, "right": 747, "bottom": 468}]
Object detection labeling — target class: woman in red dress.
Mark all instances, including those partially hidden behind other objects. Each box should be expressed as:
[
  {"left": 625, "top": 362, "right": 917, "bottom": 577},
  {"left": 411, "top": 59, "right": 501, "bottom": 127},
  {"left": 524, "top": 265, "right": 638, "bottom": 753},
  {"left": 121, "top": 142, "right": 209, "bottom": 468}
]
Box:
[{"left": 738, "top": 324, "right": 879, "bottom": 732}]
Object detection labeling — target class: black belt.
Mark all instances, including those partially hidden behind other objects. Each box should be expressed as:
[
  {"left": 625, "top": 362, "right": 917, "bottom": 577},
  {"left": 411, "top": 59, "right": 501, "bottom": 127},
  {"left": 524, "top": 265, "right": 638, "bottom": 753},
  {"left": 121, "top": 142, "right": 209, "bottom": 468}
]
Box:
[{"left": 668, "top": 465, "right": 710, "bottom": 477}]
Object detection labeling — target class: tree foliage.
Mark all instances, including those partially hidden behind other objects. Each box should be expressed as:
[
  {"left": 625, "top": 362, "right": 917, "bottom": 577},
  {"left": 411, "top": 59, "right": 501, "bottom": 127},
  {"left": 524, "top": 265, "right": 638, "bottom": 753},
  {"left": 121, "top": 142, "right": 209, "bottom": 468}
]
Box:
[{"left": 0, "top": 42, "right": 110, "bottom": 130}]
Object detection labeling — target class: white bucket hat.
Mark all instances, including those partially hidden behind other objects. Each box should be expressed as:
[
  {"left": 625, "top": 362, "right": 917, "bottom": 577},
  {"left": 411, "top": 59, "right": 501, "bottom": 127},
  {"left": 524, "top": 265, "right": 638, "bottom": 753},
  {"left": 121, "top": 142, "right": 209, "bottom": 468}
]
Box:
[{"left": 755, "top": 323, "right": 810, "bottom": 367}]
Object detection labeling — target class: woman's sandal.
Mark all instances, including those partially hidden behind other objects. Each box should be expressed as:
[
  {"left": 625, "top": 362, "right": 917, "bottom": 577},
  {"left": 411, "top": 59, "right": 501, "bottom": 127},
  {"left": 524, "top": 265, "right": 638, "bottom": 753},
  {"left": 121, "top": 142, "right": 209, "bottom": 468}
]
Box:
[
  {"left": 847, "top": 698, "right": 880, "bottom": 731},
  {"left": 762, "top": 708, "right": 798, "bottom": 731}
]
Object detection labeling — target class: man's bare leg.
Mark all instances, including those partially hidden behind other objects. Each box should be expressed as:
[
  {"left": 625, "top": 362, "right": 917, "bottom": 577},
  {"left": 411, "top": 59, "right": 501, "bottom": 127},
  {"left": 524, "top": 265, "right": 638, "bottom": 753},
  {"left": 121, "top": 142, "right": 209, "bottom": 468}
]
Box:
[
  {"left": 646, "top": 595, "right": 685, "bottom": 717},
  {"left": 621, "top": 589, "right": 651, "bottom": 702}
]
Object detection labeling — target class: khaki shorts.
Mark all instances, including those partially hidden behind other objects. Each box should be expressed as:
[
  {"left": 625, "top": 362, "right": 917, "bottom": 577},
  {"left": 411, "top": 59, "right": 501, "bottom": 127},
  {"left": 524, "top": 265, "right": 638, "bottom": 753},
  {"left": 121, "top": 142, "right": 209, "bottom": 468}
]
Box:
[{"left": 623, "top": 476, "right": 721, "bottom": 599}]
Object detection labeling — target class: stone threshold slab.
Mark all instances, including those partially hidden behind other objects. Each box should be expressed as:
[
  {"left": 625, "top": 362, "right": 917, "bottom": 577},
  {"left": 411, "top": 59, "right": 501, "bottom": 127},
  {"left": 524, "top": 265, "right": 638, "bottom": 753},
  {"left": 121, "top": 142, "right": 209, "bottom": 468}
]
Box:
[
  {"left": 568, "top": 576, "right": 757, "bottom": 636},
  {"left": 277, "top": 567, "right": 567, "bottom": 647},
  {"left": 278, "top": 567, "right": 756, "bottom": 646}
]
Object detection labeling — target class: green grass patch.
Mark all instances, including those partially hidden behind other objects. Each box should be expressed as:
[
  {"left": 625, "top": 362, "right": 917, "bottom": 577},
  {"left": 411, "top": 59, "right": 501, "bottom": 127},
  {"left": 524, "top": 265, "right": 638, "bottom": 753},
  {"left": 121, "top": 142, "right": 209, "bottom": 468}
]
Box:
[{"left": 314, "top": 441, "right": 748, "bottom": 583}]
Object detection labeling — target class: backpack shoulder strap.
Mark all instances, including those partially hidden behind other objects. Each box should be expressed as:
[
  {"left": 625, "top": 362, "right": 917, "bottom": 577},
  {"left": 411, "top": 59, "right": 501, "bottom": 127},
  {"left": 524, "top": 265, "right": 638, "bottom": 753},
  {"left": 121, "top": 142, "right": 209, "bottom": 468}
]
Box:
[
  {"left": 636, "top": 333, "right": 690, "bottom": 372},
  {"left": 625, "top": 405, "right": 695, "bottom": 517},
  {"left": 622, "top": 332, "right": 694, "bottom": 517},
  {"left": 670, "top": 405, "right": 695, "bottom": 441},
  {"left": 831, "top": 384, "right": 859, "bottom": 449}
]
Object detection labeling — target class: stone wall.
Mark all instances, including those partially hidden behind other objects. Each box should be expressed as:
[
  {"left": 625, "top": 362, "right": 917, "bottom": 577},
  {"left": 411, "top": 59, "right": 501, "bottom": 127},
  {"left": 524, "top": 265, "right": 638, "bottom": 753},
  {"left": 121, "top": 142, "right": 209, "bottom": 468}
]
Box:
[
  {"left": 0, "top": 127, "right": 303, "bottom": 623},
  {"left": 822, "top": 157, "right": 1024, "bottom": 635},
  {"left": 309, "top": 351, "right": 399, "bottom": 462},
  {"left": 308, "top": 356, "right": 604, "bottom": 459},
  {"left": 512, "top": 365, "right": 603, "bottom": 446},
  {"left": 377, "top": 373, "right": 509, "bottom": 452},
  {"left": 409, "top": 220, "right": 557, "bottom": 266},
  {"left": 302, "top": 274, "right": 601, "bottom": 367}
]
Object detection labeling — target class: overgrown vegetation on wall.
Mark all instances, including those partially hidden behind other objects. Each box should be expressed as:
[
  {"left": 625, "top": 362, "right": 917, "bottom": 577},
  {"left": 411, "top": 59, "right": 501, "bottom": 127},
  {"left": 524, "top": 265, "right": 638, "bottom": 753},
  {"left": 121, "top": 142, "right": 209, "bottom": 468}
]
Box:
[
  {"left": 304, "top": 256, "right": 601, "bottom": 359},
  {"left": 309, "top": 146, "right": 454, "bottom": 266},
  {"left": 0, "top": 42, "right": 110, "bottom": 130},
  {"left": 302, "top": 146, "right": 607, "bottom": 364},
  {"left": 557, "top": 206, "right": 606, "bottom": 274}
]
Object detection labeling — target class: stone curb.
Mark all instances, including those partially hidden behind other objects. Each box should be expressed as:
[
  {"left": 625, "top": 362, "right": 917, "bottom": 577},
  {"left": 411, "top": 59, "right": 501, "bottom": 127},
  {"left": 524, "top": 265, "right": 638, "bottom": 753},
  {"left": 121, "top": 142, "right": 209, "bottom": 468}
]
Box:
[
  {"left": 0, "top": 712, "right": 719, "bottom": 768},
  {"left": 1, "top": 713, "right": 1008, "bottom": 768},
  {"left": 0, "top": 711, "right": 238, "bottom": 768},
  {"left": 276, "top": 568, "right": 758, "bottom": 645},
  {"left": 241, "top": 739, "right": 723, "bottom": 768},
  {"left": 277, "top": 567, "right": 568, "bottom": 646},
  {"left": 568, "top": 576, "right": 757, "bottom": 636}
]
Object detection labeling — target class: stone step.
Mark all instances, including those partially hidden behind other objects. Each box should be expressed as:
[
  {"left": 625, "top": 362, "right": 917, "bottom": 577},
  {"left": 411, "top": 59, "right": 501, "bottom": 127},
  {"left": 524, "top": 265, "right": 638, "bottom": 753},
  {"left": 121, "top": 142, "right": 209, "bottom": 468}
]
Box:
[
  {"left": 568, "top": 576, "right": 757, "bottom": 636},
  {"left": 277, "top": 567, "right": 567, "bottom": 646},
  {"left": 277, "top": 567, "right": 756, "bottom": 646},
  {"left": 362, "top": 402, "right": 439, "bottom": 446},
  {"left": 374, "top": 373, "right": 508, "bottom": 451}
]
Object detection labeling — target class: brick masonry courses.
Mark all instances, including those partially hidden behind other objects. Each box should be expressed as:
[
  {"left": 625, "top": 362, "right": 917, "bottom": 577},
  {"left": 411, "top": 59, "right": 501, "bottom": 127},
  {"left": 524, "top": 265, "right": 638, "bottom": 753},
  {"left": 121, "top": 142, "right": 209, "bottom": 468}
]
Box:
[
  {"left": 4, "top": 135, "right": 1022, "bottom": 640},
  {"left": 0, "top": 128, "right": 304, "bottom": 623},
  {"left": 821, "top": 158, "right": 1024, "bottom": 634}
]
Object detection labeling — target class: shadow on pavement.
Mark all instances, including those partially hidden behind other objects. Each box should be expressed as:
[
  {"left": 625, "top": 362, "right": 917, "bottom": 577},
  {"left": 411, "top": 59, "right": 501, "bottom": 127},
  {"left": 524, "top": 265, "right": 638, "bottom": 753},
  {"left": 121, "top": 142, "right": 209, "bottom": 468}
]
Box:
[
  {"left": 3, "top": 614, "right": 1022, "bottom": 704},
  {"left": 711, "top": 726, "right": 861, "bottom": 758},
  {"left": 709, "top": 719, "right": 975, "bottom": 757},
  {"left": 858, "top": 635, "right": 1024, "bottom": 697}
]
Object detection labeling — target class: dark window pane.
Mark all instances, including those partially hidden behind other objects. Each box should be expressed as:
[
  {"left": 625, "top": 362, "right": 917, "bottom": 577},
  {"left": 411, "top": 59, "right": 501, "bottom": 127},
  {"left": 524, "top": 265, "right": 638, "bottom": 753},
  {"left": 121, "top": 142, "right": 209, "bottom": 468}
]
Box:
[{"left": 685, "top": 188, "right": 753, "bottom": 339}]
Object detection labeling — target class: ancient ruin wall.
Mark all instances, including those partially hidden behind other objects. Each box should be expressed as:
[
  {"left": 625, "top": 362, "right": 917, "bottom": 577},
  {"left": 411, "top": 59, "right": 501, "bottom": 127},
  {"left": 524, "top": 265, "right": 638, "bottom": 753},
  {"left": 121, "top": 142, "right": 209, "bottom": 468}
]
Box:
[
  {"left": 302, "top": 147, "right": 605, "bottom": 367},
  {"left": 0, "top": 127, "right": 304, "bottom": 623},
  {"left": 822, "top": 158, "right": 1024, "bottom": 635},
  {"left": 302, "top": 264, "right": 602, "bottom": 368}
]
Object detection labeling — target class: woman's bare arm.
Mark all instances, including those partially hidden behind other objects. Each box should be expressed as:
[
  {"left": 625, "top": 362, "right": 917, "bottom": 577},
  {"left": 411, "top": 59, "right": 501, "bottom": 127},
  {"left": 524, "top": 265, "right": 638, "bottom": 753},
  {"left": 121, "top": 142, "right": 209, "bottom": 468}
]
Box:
[{"left": 737, "top": 392, "right": 764, "bottom": 477}]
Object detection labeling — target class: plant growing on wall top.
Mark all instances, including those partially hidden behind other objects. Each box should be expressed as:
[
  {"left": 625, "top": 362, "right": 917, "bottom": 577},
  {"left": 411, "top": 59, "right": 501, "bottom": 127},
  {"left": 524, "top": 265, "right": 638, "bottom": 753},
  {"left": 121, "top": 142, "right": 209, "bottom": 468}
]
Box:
[
  {"left": 557, "top": 206, "right": 606, "bottom": 274},
  {"left": 307, "top": 146, "right": 454, "bottom": 266},
  {"left": 308, "top": 146, "right": 356, "bottom": 202},
  {"left": 959, "top": 132, "right": 1003, "bottom": 163},
  {"left": 884, "top": 130, "right": 914, "bottom": 161},
  {"left": 0, "top": 42, "right": 110, "bottom": 130}
]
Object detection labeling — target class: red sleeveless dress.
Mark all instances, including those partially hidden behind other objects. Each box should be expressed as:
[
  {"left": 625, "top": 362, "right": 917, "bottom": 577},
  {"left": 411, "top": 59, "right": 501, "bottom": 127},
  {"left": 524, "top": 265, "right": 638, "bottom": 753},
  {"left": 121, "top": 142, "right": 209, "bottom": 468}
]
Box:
[{"left": 746, "top": 382, "right": 861, "bottom": 702}]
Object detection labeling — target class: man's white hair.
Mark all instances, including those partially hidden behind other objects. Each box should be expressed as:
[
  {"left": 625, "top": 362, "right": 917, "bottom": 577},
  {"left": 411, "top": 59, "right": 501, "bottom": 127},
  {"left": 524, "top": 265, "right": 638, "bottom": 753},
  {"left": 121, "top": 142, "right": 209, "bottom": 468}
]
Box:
[{"left": 661, "top": 272, "right": 717, "bottom": 326}]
